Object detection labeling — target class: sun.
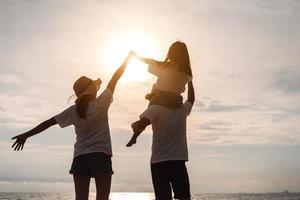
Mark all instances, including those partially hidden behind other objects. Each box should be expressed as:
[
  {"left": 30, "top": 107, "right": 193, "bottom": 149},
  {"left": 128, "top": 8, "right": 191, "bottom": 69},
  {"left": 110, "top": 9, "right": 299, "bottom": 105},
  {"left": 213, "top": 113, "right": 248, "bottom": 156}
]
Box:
[{"left": 104, "top": 31, "right": 159, "bottom": 82}]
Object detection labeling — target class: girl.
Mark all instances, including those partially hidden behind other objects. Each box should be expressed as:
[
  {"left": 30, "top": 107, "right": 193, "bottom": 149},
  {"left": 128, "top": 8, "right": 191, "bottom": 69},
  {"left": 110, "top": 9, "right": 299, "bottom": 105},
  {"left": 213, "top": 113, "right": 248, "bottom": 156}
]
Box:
[
  {"left": 131, "top": 41, "right": 192, "bottom": 108},
  {"left": 127, "top": 41, "right": 193, "bottom": 146},
  {"left": 11, "top": 55, "right": 130, "bottom": 200}
]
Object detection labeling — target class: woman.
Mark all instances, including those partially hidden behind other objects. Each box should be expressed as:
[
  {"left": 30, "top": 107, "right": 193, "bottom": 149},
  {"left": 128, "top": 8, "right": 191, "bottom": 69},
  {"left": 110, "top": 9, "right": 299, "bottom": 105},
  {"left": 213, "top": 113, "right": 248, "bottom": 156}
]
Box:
[{"left": 11, "top": 55, "right": 130, "bottom": 200}]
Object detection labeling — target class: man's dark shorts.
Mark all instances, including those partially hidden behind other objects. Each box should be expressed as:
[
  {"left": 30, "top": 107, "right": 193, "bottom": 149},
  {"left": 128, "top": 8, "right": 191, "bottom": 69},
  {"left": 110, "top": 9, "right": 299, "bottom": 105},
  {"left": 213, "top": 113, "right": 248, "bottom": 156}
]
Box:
[{"left": 151, "top": 160, "right": 191, "bottom": 200}]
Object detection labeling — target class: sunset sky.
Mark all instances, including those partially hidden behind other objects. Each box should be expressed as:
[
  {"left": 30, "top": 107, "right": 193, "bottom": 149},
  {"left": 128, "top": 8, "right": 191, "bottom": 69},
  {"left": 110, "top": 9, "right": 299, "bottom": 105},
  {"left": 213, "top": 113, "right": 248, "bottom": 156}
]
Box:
[{"left": 0, "top": 0, "right": 300, "bottom": 193}]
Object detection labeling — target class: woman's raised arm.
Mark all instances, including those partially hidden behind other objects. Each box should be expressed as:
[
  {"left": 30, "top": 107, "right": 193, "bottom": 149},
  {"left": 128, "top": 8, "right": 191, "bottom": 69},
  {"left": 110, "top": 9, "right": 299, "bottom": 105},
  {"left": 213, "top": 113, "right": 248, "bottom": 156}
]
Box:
[{"left": 106, "top": 55, "right": 130, "bottom": 94}]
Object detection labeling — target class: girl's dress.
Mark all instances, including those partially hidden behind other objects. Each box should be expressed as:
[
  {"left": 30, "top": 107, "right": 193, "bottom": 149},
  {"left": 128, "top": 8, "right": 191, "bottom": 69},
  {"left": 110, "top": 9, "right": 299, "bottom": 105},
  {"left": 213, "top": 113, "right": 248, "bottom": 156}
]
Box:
[{"left": 147, "top": 60, "right": 192, "bottom": 108}]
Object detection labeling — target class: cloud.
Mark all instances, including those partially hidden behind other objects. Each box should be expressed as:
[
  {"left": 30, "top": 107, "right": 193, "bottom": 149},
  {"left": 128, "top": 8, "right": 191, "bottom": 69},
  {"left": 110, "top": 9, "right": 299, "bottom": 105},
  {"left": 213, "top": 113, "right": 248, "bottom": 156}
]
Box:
[
  {"left": 0, "top": 176, "right": 70, "bottom": 183},
  {"left": 272, "top": 67, "right": 300, "bottom": 93},
  {"left": 0, "top": 74, "right": 20, "bottom": 84},
  {"left": 199, "top": 120, "right": 232, "bottom": 131},
  {"left": 186, "top": 94, "right": 300, "bottom": 145},
  {"left": 194, "top": 99, "right": 261, "bottom": 113},
  {"left": 187, "top": 0, "right": 298, "bottom": 16},
  {"left": 204, "top": 100, "right": 250, "bottom": 112},
  {"left": 0, "top": 92, "right": 60, "bottom": 129},
  {"left": 0, "top": 142, "right": 73, "bottom": 157},
  {"left": 0, "top": 180, "right": 74, "bottom": 193}
]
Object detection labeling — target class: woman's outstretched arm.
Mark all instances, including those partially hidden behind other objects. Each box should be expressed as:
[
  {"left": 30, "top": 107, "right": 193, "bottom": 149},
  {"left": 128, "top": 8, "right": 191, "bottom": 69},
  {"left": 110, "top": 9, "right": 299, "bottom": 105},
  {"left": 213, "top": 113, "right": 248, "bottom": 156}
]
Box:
[
  {"left": 106, "top": 55, "right": 130, "bottom": 94},
  {"left": 11, "top": 117, "right": 57, "bottom": 151}
]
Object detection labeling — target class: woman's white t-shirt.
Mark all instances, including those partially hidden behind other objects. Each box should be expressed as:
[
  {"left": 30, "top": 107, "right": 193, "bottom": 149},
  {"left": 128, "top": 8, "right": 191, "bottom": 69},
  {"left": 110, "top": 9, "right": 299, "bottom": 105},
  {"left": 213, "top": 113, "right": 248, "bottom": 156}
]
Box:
[
  {"left": 140, "top": 101, "right": 193, "bottom": 164},
  {"left": 148, "top": 61, "right": 192, "bottom": 94},
  {"left": 54, "top": 89, "right": 113, "bottom": 158}
]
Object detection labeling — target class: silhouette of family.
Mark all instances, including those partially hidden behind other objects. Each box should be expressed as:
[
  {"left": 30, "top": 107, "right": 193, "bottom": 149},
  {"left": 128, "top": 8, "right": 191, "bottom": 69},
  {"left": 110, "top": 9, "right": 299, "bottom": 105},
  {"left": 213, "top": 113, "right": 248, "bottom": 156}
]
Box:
[{"left": 11, "top": 41, "right": 195, "bottom": 200}]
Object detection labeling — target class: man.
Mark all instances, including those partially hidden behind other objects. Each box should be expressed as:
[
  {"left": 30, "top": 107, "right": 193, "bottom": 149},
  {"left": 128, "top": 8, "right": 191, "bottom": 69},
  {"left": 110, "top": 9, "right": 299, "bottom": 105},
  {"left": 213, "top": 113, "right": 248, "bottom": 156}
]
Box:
[{"left": 127, "top": 81, "right": 195, "bottom": 200}]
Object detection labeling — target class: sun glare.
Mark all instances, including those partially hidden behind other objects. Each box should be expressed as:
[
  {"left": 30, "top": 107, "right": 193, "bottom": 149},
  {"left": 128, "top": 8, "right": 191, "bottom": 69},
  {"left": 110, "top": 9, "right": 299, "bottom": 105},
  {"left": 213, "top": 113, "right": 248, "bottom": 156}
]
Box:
[
  {"left": 110, "top": 192, "right": 154, "bottom": 200},
  {"left": 105, "top": 31, "right": 159, "bottom": 82}
]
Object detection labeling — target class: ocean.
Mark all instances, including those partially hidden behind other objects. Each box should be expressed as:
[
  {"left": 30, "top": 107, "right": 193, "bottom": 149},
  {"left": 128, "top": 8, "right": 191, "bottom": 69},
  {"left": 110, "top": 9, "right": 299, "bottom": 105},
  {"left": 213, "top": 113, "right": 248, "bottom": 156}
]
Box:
[{"left": 0, "top": 192, "right": 300, "bottom": 200}]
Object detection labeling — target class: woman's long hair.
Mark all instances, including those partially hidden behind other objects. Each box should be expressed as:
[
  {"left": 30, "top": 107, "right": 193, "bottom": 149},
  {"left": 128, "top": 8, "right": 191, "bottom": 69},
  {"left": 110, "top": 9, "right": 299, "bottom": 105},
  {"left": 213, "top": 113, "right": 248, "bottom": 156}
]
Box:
[
  {"left": 75, "top": 95, "right": 94, "bottom": 119},
  {"left": 165, "top": 41, "right": 192, "bottom": 77}
]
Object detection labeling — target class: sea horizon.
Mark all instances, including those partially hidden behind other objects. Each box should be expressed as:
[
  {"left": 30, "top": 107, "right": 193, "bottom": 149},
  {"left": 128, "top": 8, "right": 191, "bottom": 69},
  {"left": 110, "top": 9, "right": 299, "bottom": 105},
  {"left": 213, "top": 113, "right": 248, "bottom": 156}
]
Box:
[
  {"left": 1, "top": 191, "right": 300, "bottom": 200},
  {"left": 1, "top": 191, "right": 300, "bottom": 194}
]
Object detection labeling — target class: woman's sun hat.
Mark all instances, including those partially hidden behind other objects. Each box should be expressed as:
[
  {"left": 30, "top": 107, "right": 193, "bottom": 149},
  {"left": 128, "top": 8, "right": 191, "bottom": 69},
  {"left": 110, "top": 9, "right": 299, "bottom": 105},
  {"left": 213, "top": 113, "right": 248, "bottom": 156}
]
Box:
[{"left": 73, "top": 76, "right": 102, "bottom": 103}]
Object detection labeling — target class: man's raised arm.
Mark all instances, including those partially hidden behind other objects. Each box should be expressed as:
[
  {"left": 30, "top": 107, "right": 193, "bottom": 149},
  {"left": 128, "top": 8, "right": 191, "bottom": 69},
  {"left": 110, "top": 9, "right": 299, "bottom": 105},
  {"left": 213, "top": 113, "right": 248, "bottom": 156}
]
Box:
[{"left": 187, "top": 81, "right": 195, "bottom": 105}]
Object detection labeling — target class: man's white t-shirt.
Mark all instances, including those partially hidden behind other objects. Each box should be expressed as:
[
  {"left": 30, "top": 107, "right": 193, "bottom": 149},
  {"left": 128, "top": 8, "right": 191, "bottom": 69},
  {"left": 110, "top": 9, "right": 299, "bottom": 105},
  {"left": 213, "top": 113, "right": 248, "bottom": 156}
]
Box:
[
  {"left": 54, "top": 88, "right": 113, "bottom": 158},
  {"left": 140, "top": 102, "right": 193, "bottom": 164},
  {"left": 148, "top": 61, "right": 192, "bottom": 94}
]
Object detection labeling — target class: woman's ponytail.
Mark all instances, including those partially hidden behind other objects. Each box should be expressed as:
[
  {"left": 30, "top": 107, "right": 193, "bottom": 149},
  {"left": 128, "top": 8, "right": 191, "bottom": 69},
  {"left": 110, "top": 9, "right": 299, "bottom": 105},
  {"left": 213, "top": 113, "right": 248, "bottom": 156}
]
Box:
[{"left": 75, "top": 95, "right": 94, "bottom": 119}]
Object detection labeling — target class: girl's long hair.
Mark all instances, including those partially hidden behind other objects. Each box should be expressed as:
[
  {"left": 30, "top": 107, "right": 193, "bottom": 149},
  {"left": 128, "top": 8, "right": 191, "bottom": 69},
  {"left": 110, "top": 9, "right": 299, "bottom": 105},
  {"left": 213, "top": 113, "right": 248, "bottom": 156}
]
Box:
[
  {"left": 165, "top": 41, "right": 192, "bottom": 77},
  {"left": 75, "top": 95, "right": 94, "bottom": 119}
]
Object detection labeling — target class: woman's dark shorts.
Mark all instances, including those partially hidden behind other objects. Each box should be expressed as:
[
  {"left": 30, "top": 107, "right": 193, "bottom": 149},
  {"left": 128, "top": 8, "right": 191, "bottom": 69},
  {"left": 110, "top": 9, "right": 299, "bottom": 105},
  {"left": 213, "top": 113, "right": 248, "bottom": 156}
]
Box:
[
  {"left": 69, "top": 152, "right": 113, "bottom": 177},
  {"left": 151, "top": 160, "right": 191, "bottom": 200}
]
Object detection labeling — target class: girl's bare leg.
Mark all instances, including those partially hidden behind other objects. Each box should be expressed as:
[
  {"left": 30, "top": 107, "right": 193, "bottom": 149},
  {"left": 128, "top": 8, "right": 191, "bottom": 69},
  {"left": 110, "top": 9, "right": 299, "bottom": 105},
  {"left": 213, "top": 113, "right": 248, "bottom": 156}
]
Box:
[
  {"left": 95, "top": 174, "right": 112, "bottom": 200},
  {"left": 73, "top": 174, "right": 91, "bottom": 200}
]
